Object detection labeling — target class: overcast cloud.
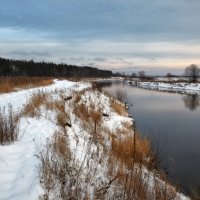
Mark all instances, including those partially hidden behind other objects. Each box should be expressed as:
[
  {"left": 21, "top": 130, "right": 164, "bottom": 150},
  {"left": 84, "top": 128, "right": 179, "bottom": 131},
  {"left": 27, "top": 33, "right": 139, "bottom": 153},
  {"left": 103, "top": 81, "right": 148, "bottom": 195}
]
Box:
[{"left": 1, "top": 0, "right": 200, "bottom": 74}]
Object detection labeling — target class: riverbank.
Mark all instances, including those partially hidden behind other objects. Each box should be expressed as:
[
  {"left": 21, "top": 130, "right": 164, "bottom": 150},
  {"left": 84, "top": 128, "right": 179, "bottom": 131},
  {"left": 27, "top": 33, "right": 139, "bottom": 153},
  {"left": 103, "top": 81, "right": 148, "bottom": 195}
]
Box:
[
  {"left": 136, "top": 81, "right": 200, "bottom": 94},
  {"left": 0, "top": 79, "right": 189, "bottom": 199}
]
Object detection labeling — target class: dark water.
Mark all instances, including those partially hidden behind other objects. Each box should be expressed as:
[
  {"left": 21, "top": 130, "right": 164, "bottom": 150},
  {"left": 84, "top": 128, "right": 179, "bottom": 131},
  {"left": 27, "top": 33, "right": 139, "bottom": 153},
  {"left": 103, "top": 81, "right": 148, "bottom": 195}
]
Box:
[{"left": 100, "top": 80, "right": 200, "bottom": 194}]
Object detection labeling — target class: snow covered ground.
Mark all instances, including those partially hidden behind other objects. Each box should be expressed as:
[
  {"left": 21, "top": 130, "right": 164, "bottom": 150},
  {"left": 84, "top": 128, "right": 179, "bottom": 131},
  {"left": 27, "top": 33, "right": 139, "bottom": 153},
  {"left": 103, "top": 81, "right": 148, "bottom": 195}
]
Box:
[
  {"left": 0, "top": 79, "right": 189, "bottom": 200},
  {"left": 0, "top": 80, "right": 90, "bottom": 200},
  {"left": 137, "top": 81, "right": 200, "bottom": 94}
]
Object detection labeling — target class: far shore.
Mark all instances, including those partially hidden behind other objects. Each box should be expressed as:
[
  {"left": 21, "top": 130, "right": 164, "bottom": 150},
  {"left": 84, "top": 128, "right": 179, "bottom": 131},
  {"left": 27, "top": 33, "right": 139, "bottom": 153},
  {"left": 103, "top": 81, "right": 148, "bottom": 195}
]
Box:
[{"left": 128, "top": 80, "right": 200, "bottom": 94}]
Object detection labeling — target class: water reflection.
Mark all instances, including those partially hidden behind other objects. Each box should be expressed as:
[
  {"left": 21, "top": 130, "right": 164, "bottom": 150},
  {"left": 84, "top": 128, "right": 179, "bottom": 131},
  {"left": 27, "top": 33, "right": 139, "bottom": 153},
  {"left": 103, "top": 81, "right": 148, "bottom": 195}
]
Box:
[
  {"left": 100, "top": 80, "right": 200, "bottom": 194},
  {"left": 95, "top": 80, "right": 123, "bottom": 87},
  {"left": 183, "top": 94, "right": 200, "bottom": 111},
  {"left": 95, "top": 81, "right": 112, "bottom": 87}
]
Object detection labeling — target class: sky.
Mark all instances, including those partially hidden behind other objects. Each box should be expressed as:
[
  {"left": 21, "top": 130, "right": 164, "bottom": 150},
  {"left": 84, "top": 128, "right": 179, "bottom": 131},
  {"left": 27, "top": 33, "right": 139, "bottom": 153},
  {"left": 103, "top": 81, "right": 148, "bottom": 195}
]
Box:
[{"left": 1, "top": 0, "right": 200, "bottom": 75}]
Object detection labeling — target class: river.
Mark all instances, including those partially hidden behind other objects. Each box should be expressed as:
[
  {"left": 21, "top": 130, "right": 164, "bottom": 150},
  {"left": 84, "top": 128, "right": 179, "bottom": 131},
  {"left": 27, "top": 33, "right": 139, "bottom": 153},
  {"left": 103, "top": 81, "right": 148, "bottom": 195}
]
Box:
[{"left": 99, "top": 80, "right": 200, "bottom": 195}]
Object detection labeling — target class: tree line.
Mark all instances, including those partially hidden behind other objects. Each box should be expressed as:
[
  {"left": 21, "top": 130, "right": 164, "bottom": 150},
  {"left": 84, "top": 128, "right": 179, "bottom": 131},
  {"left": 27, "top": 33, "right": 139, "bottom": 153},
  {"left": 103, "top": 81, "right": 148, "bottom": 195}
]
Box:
[
  {"left": 0, "top": 57, "right": 113, "bottom": 77},
  {"left": 131, "top": 64, "right": 200, "bottom": 83}
]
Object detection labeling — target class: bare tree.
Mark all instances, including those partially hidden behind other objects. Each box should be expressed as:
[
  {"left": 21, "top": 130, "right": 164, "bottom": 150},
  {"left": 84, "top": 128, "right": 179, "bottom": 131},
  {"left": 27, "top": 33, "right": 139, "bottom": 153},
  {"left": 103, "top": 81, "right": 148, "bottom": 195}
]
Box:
[
  {"left": 185, "top": 64, "right": 200, "bottom": 83},
  {"left": 166, "top": 73, "right": 173, "bottom": 81},
  {"left": 182, "top": 94, "right": 200, "bottom": 111},
  {"left": 131, "top": 72, "right": 137, "bottom": 78},
  {"left": 138, "top": 71, "right": 146, "bottom": 79},
  {"left": 166, "top": 73, "right": 173, "bottom": 78}
]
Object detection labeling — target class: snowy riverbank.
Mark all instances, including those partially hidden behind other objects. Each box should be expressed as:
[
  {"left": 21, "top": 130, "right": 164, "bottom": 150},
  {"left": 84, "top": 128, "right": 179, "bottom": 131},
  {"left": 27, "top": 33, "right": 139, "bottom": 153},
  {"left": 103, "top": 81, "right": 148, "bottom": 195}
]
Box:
[
  {"left": 0, "top": 79, "right": 189, "bottom": 200},
  {"left": 137, "top": 81, "right": 200, "bottom": 94}
]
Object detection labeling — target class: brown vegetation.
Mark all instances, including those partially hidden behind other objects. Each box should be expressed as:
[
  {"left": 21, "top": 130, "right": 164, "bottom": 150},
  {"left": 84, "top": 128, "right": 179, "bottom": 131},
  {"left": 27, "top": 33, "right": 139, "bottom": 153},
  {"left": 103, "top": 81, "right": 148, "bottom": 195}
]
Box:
[
  {"left": 21, "top": 89, "right": 68, "bottom": 119},
  {"left": 110, "top": 132, "right": 178, "bottom": 199},
  {"left": 52, "top": 132, "right": 71, "bottom": 158},
  {"left": 22, "top": 91, "right": 50, "bottom": 117},
  {"left": 0, "top": 104, "right": 19, "bottom": 145},
  {"left": 110, "top": 99, "right": 126, "bottom": 116},
  {"left": 39, "top": 132, "right": 73, "bottom": 200},
  {"left": 111, "top": 133, "right": 150, "bottom": 168},
  {"left": 0, "top": 77, "right": 53, "bottom": 93},
  {"left": 73, "top": 101, "right": 102, "bottom": 138},
  {"left": 56, "top": 106, "right": 70, "bottom": 131}
]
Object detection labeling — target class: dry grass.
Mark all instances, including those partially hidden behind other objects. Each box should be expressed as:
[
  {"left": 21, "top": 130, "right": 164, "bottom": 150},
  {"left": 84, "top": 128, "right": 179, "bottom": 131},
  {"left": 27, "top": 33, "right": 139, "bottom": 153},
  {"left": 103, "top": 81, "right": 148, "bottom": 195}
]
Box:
[
  {"left": 56, "top": 108, "right": 70, "bottom": 131},
  {"left": 45, "top": 99, "right": 62, "bottom": 112},
  {"left": 191, "top": 184, "right": 200, "bottom": 200},
  {"left": 21, "top": 91, "right": 50, "bottom": 117},
  {"left": 64, "top": 77, "right": 82, "bottom": 82},
  {"left": 0, "top": 104, "right": 19, "bottom": 145},
  {"left": 110, "top": 99, "right": 127, "bottom": 116},
  {"left": 109, "top": 127, "right": 179, "bottom": 200},
  {"left": 39, "top": 132, "right": 74, "bottom": 200},
  {"left": 73, "top": 102, "right": 102, "bottom": 138},
  {"left": 111, "top": 133, "right": 150, "bottom": 168},
  {"left": 73, "top": 102, "right": 90, "bottom": 122},
  {"left": 53, "top": 132, "right": 71, "bottom": 158},
  {"left": 0, "top": 77, "right": 53, "bottom": 93},
  {"left": 21, "top": 89, "right": 71, "bottom": 131},
  {"left": 114, "top": 168, "right": 177, "bottom": 200}
]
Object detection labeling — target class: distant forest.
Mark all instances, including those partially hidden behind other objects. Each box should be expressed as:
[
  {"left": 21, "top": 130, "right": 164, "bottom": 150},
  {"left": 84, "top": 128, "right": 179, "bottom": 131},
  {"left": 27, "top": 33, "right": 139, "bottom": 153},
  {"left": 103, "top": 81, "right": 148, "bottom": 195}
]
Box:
[{"left": 0, "top": 57, "right": 113, "bottom": 77}]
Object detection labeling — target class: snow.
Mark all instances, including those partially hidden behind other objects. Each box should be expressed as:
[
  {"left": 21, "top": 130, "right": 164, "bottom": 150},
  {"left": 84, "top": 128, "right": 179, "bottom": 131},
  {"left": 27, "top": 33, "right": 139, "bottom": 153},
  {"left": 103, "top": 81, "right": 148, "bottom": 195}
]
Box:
[
  {"left": 0, "top": 118, "right": 56, "bottom": 200},
  {"left": 0, "top": 80, "right": 90, "bottom": 200},
  {"left": 137, "top": 81, "right": 200, "bottom": 94},
  {"left": 0, "top": 79, "right": 190, "bottom": 200},
  {"left": 0, "top": 80, "right": 90, "bottom": 113}
]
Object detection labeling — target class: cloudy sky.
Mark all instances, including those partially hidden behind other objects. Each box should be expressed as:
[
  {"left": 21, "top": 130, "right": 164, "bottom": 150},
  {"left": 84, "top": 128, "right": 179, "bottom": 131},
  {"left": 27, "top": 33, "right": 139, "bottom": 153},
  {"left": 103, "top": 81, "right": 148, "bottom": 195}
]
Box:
[{"left": 1, "top": 0, "right": 200, "bottom": 75}]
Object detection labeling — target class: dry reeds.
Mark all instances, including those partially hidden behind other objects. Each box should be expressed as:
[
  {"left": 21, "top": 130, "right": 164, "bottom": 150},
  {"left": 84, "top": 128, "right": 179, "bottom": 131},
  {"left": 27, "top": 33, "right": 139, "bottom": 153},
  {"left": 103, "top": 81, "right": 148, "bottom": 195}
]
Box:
[
  {"left": 56, "top": 108, "right": 70, "bottom": 131},
  {"left": 22, "top": 91, "right": 49, "bottom": 117},
  {"left": 111, "top": 133, "right": 150, "bottom": 168},
  {"left": 73, "top": 102, "right": 102, "bottom": 137},
  {"left": 39, "top": 131, "right": 80, "bottom": 200},
  {"left": 53, "top": 132, "right": 71, "bottom": 158},
  {"left": 0, "top": 104, "right": 19, "bottom": 145},
  {"left": 0, "top": 77, "right": 53, "bottom": 93},
  {"left": 111, "top": 99, "right": 126, "bottom": 116},
  {"left": 110, "top": 99, "right": 127, "bottom": 116}
]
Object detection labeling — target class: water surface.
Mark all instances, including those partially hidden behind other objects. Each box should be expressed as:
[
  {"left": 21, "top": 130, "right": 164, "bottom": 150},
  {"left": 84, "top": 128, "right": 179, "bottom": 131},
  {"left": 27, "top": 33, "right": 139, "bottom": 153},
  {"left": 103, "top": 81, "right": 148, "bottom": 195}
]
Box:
[{"left": 100, "top": 80, "right": 200, "bottom": 194}]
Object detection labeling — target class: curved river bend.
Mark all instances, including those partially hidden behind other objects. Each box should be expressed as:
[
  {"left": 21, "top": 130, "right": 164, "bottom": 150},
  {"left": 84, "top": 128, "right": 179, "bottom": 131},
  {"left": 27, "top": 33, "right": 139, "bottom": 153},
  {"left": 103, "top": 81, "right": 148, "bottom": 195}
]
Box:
[{"left": 100, "top": 80, "right": 200, "bottom": 194}]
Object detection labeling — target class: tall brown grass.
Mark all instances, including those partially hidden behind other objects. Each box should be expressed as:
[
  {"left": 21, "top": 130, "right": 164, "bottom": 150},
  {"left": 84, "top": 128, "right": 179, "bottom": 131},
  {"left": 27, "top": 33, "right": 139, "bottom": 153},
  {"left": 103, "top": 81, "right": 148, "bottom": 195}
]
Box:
[
  {"left": 0, "top": 104, "right": 19, "bottom": 145},
  {"left": 73, "top": 102, "right": 102, "bottom": 139},
  {"left": 111, "top": 99, "right": 127, "bottom": 116},
  {"left": 109, "top": 128, "right": 181, "bottom": 200},
  {"left": 22, "top": 91, "right": 50, "bottom": 117},
  {"left": 56, "top": 107, "right": 70, "bottom": 131},
  {"left": 0, "top": 77, "right": 53, "bottom": 93},
  {"left": 111, "top": 133, "right": 150, "bottom": 168}
]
